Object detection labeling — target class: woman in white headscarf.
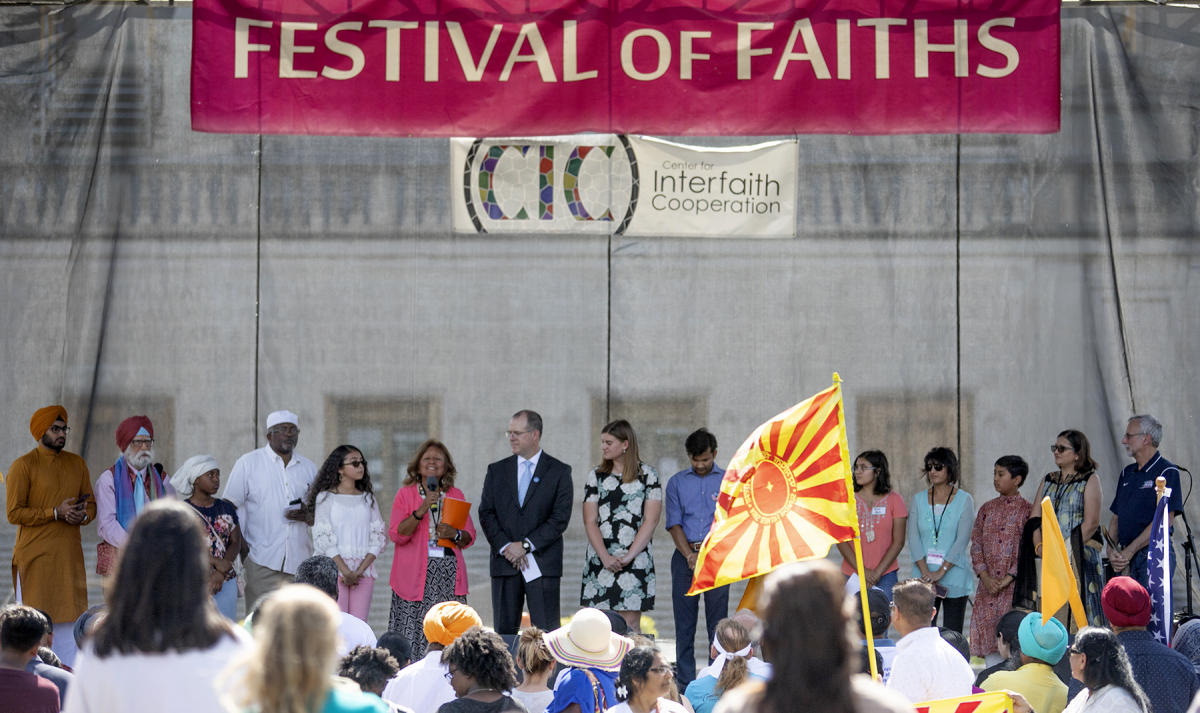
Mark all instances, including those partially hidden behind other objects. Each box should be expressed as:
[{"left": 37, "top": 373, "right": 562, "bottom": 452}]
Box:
[
  {"left": 683, "top": 618, "right": 759, "bottom": 713},
  {"left": 171, "top": 455, "right": 243, "bottom": 619}
]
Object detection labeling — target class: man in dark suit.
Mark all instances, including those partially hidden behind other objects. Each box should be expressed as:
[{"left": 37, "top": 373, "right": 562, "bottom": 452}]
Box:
[{"left": 478, "top": 409, "right": 573, "bottom": 634}]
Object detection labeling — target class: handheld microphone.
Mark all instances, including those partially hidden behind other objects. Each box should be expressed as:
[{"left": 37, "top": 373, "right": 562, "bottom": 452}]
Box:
[{"left": 426, "top": 476, "right": 440, "bottom": 511}]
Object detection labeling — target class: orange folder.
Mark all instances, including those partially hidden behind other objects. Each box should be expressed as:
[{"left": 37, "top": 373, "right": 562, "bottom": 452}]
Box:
[{"left": 437, "top": 496, "right": 472, "bottom": 547}]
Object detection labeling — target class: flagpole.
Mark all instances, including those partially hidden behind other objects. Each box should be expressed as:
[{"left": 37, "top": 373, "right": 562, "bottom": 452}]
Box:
[
  {"left": 1153, "top": 476, "right": 1172, "bottom": 645},
  {"left": 833, "top": 373, "right": 879, "bottom": 681}
]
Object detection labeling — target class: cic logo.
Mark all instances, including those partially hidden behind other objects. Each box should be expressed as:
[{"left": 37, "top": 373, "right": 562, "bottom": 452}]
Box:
[{"left": 460, "top": 136, "right": 640, "bottom": 234}]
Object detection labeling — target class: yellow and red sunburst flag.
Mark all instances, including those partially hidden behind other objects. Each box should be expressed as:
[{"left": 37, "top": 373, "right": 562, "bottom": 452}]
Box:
[{"left": 688, "top": 374, "right": 857, "bottom": 595}]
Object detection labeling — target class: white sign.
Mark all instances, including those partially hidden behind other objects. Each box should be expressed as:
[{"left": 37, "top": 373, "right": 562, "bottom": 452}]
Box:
[{"left": 451, "top": 134, "right": 796, "bottom": 238}]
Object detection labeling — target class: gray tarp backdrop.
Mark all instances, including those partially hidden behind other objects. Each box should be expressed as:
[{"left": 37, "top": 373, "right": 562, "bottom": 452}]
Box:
[{"left": 2, "top": 3, "right": 1198, "bottom": 650}]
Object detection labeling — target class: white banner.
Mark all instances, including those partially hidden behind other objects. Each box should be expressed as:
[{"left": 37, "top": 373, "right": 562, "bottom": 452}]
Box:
[{"left": 451, "top": 135, "right": 796, "bottom": 238}]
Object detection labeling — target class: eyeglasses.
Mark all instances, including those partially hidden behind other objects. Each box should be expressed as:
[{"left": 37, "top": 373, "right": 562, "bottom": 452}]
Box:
[
  {"left": 1050, "top": 445, "right": 1073, "bottom": 454},
  {"left": 853, "top": 464, "right": 877, "bottom": 473},
  {"left": 129, "top": 438, "right": 154, "bottom": 448},
  {"left": 48, "top": 425, "right": 71, "bottom": 435},
  {"left": 444, "top": 667, "right": 458, "bottom": 681},
  {"left": 504, "top": 430, "right": 531, "bottom": 438},
  {"left": 269, "top": 425, "right": 299, "bottom": 435},
  {"left": 922, "top": 464, "right": 946, "bottom": 473},
  {"left": 648, "top": 666, "right": 673, "bottom": 676},
  {"left": 342, "top": 459, "right": 366, "bottom": 468}
]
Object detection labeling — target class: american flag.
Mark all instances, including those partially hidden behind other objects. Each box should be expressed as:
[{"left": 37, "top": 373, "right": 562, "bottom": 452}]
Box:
[{"left": 1147, "top": 491, "right": 1172, "bottom": 645}]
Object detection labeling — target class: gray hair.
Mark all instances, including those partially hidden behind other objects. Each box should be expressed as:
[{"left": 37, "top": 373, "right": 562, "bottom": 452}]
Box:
[
  {"left": 294, "top": 555, "right": 339, "bottom": 600},
  {"left": 731, "top": 608, "right": 762, "bottom": 644},
  {"left": 169, "top": 455, "right": 219, "bottom": 498},
  {"left": 1130, "top": 414, "right": 1163, "bottom": 447}
]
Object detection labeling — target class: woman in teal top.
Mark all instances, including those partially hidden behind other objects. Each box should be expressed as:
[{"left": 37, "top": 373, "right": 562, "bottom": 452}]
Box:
[
  {"left": 683, "top": 619, "right": 763, "bottom": 713},
  {"left": 907, "top": 446, "right": 976, "bottom": 634}
]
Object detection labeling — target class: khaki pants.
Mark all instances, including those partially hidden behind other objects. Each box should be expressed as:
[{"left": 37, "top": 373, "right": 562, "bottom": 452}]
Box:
[{"left": 243, "top": 557, "right": 294, "bottom": 614}]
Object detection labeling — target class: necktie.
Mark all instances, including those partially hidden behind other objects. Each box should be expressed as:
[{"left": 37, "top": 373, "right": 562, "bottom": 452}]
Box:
[
  {"left": 518, "top": 460, "right": 534, "bottom": 506},
  {"left": 133, "top": 471, "right": 146, "bottom": 512}
]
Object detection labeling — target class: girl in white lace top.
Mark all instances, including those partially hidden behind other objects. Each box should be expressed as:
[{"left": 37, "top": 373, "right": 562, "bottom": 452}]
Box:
[{"left": 304, "top": 444, "right": 387, "bottom": 621}]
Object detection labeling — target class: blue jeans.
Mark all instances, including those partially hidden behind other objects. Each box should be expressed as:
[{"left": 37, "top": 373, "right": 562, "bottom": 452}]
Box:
[
  {"left": 843, "top": 570, "right": 898, "bottom": 600},
  {"left": 213, "top": 576, "right": 238, "bottom": 620},
  {"left": 876, "top": 570, "right": 899, "bottom": 601},
  {"left": 671, "top": 550, "right": 729, "bottom": 686}
]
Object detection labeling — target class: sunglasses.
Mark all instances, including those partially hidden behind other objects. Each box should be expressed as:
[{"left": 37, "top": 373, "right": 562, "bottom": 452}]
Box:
[
  {"left": 342, "top": 459, "right": 367, "bottom": 468},
  {"left": 923, "top": 464, "right": 946, "bottom": 473},
  {"left": 1050, "top": 445, "right": 1073, "bottom": 454}
]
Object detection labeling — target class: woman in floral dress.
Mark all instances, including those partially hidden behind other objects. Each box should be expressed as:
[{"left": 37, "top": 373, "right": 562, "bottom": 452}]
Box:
[
  {"left": 171, "top": 454, "right": 242, "bottom": 620},
  {"left": 970, "top": 455, "right": 1032, "bottom": 662},
  {"left": 1030, "top": 429, "right": 1106, "bottom": 627},
  {"left": 581, "top": 419, "right": 663, "bottom": 633}
]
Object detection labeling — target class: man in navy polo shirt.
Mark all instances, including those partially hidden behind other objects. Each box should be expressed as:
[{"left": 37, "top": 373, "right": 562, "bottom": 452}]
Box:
[
  {"left": 665, "top": 428, "right": 728, "bottom": 686},
  {"left": 1108, "top": 414, "right": 1183, "bottom": 589}
]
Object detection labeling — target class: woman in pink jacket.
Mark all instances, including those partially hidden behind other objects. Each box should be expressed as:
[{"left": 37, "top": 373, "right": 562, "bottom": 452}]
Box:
[{"left": 386, "top": 439, "right": 476, "bottom": 659}]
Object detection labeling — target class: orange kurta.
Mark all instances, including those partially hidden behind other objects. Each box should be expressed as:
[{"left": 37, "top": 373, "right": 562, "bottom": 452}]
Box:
[{"left": 6, "top": 444, "right": 96, "bottom": 622}]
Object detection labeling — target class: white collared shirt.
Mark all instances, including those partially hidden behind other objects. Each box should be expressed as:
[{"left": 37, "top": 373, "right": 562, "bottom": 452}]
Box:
[
  {"left": 382, "top": 650, "right": 456, "bottom": 713},
  {"left": 223, "top": 444, "right": 317, "bottom": 574},
  {"left": 518, "top": 449, "right": 543, "bottom": 477},
  {"left": 885, "top": 627, "right": 974, "bottom": 704},
  {"left": 336, "top": 611, "right": 377, "bottom": 658}
]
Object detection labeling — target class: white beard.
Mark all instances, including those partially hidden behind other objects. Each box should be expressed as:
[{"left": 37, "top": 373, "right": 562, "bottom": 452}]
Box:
[{"left": 124, "top": 448, "right": 154, "bottom": 471}]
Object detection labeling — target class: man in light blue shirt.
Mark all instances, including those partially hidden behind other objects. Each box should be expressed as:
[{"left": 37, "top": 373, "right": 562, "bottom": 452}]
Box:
[{"left": 665, "top": 428, "right": 728, "bottom": 686}]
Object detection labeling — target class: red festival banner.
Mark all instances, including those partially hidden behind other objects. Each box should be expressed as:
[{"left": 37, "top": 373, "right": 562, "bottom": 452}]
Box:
[{"left": 190, "top": 0, "right": 1061, "bottom": 137}]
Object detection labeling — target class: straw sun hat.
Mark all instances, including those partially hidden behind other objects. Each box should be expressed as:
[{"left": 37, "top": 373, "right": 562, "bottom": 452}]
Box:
[{"left": 545, "top": 608, "right": 633, "bottom": 671}]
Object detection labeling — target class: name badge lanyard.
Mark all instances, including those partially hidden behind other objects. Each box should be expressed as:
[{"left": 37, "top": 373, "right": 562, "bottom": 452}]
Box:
[
  {"left": 928, "top": 486, "right": 955, "bottom": 566},
  {"left": 420, "top": 485, "right": 444, "bottom": 554},
  {"left": 1045, "top": 474, "right": 1075, "bottom": 526}
]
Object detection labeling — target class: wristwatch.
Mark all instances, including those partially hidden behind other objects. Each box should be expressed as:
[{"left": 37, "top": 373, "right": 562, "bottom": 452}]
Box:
[
  {"left": 522, "top": 539, "right": 532, "bottom": 553},
  {"left": 453, "top": 529, "right": 462, "bottom": 544}
]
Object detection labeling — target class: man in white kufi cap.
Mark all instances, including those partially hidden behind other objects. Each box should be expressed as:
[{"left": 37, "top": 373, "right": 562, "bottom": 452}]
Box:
[{"left": 223, "top": 409, "right": 317, "bottom": 609}]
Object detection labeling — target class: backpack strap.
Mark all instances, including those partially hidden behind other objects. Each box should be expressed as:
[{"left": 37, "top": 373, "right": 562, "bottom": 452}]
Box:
[{"left": 581, "top": 669, "right": 608, "bottom": 713}]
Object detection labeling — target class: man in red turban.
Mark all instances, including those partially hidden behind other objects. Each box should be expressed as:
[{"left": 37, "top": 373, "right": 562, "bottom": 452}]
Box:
[
  {"left": 5, "top": 405, "right": 95, "bottom": 668},
  {"left": 1101, "top": 576, "right": 1198, "bottom": 713},
  {"left": 95, "top": 416, "right": 174, "bottom": 572}
]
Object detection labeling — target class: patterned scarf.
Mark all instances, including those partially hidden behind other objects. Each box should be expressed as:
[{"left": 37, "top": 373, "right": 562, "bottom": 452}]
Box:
[{"left": 112, "top": 455, "right": 168, "bottom": 529}]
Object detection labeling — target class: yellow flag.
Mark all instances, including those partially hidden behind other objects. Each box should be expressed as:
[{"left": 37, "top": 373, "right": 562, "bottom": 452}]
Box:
[
  {"left": 736, "top": 576, "right": 763, "bottom": 612},
  {"left": 1040, "top": 496, "right": 1088, "bottom": 629},
  {"left": 915, "top": 691, "right": 1013, "bottom": 713}
]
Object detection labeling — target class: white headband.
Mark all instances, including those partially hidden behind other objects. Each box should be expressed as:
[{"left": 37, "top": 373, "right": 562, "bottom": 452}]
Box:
[
  {"left": 170, "top": 454, "right": 219, "bottom": 498},
  {"left": 711, "top": 635, "right": 752, "bottom": 677}
]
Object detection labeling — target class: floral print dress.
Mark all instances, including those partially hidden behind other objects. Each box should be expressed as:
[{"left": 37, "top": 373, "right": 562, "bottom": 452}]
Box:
[
  {"left": 580, "top": 464, "right": 662, "bottom": 612},
  {"left": 188, "top": 498, "right": 239, "bottom": 560},
  {"left": 969, "top": 493, "right": 1031, "bottom": 657}
]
